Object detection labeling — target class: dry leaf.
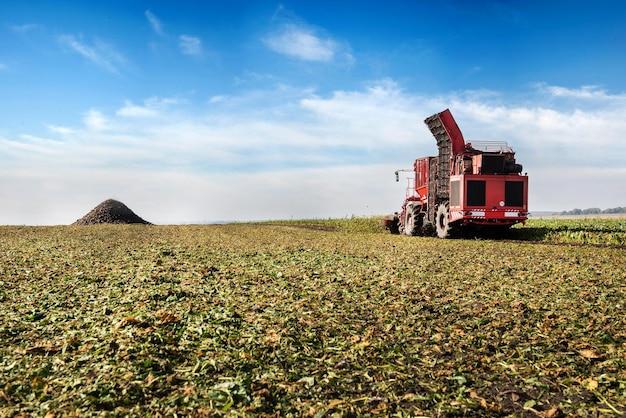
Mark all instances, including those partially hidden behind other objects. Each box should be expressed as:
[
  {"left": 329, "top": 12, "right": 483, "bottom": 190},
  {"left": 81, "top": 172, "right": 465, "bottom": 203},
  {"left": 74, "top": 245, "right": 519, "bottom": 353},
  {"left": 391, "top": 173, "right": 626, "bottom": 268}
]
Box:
[
  {"left": 539, "top": 406, "right": 562, "bottom": 418},
  {"left": 327, "top": 399, "right": 343, "bottom": 409},
  {"left": 579, "top": 349, "right": 602, "bottom": 359}
]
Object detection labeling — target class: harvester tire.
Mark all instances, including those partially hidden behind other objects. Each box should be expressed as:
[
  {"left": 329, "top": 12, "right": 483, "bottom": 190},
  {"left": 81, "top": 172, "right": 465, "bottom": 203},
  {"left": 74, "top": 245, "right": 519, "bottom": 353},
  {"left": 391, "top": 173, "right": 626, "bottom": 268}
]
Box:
[
  {"left": 404, "top": 206, "right": 423, "bottom": 236},
  {"left": 422, "top": 221, "right": 436, "bottom": 236},
  {"left": 435, "top": 203, "right": 453, "bottom": 239},
  {"left": 389, "top": 217, "right": 400, "bottom": 234}
]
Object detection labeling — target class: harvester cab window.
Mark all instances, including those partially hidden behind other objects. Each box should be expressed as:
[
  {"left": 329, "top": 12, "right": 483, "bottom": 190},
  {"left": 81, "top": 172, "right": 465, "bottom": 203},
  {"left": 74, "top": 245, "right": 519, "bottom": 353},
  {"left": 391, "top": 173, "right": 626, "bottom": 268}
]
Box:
[
  {"left": 466, "top": 180, "right": 486, "bottom": 206},
  {"left": 505, "top": 181, "right": 524, "bottom": 207}
]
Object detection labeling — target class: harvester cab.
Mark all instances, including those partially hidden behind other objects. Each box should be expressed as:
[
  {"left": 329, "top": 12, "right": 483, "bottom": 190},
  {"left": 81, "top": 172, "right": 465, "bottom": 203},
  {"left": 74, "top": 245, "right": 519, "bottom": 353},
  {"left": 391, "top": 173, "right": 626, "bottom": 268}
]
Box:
[{"left": 385, "top": 109, "right": 528, "bottom": 238}]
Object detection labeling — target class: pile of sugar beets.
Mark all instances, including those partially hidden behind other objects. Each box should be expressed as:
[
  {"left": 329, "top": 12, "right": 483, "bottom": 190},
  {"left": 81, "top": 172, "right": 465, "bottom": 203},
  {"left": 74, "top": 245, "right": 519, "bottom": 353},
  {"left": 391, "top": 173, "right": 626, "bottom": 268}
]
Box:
[{"left": 73, "top": 199, "right": 151, "bottom": 225}]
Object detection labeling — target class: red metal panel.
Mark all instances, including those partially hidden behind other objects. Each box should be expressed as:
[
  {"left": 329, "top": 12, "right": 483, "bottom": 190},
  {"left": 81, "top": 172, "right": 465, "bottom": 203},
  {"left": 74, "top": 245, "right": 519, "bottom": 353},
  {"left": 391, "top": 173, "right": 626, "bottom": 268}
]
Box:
[
  {"left": 413, "top": 157, "right": 432, "bottom": 201},
  {"left": 438, "top": 109, "right": 466, "bottom": 156},
  {"left": 414, "top": 157, "right": 430, "bottom": 189},
  {"left": 450, "top": 174, "right": 528, "bottom": 225},
  {"left": 461, "top": 174, "right": 528, "bottom": 211}
]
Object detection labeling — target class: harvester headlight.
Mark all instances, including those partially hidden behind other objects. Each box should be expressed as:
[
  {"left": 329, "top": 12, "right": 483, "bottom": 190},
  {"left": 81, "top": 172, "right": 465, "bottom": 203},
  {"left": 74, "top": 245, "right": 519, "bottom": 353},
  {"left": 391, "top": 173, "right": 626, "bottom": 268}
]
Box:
[
  {"left": 469, "top": 210, "right": 485, "bottom": 217},
  {"left": 499, "top": 201, "right": 505, "bottom": 207}
]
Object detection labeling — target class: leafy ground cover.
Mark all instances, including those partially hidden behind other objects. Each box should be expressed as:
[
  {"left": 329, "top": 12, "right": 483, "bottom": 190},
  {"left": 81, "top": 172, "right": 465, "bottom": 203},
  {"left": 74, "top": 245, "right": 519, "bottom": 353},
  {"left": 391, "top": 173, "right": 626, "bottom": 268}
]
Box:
[
  {"left": 0, "top": 220, "right": 625, "bottom": 416},
  {"left": 261, "top": 217, "right": 385, "bottom": 234},
  {"left": 512, "top": 218, "right": 626, "bottom": 246},
  {"left": 265, "top": 217, "right": 626, "bottom": 247}
]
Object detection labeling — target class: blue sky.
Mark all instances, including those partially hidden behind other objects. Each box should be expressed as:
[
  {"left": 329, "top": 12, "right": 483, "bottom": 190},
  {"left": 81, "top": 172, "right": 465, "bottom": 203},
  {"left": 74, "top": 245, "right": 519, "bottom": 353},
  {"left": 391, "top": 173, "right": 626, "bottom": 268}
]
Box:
[{"left": 1, "top": 1, "right": 626, "bottom": 223}]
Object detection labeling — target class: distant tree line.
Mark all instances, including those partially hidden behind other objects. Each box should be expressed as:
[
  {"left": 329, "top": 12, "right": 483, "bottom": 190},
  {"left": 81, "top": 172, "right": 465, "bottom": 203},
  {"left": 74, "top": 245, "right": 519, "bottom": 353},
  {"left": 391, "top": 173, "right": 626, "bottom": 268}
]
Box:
[{"left": 560, "top": 207, "right": 626, "bottom": 215}]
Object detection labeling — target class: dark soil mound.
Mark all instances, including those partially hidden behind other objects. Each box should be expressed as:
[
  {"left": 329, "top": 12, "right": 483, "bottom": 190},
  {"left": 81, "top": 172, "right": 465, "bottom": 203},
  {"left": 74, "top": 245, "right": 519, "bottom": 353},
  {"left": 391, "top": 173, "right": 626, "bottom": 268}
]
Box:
[{"left": 74, "top": 199, "right": 151, "bottom": 225}]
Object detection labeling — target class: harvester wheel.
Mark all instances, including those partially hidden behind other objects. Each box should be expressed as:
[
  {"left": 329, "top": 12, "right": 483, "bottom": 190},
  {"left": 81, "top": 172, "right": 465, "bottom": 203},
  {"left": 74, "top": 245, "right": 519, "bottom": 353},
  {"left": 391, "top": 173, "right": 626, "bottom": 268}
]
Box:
[
  {"left": 389, "top": 216, "right": 400, "bottom": 234},
  {"left": 435, "top": 203, "right": 453, "bottom": 239},
  {"left": 422, "top": 221, "right": 435, "bottom": 236},
  {"left": 404, "top": 206, "right": 423, "bottom": 236},
  {"left": 382, "top": 214, "right": 400, "bottom": 234}
]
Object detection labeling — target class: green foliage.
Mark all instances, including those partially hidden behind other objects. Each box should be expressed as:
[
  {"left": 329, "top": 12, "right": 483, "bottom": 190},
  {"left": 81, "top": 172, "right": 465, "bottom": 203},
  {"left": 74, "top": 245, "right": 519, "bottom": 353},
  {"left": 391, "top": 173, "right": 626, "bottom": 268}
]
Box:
[
  {"left": 262, "top": 216, "right": 386, "bottom": 234},
  {"left": 0, "top": 222, "right": 624, "bottom": 416},
  {"left": 513, "top": 218, "right": 626, "bottom": 246},
  {"left": 265, "top": 216, "right": 626, "bottom": 246}
]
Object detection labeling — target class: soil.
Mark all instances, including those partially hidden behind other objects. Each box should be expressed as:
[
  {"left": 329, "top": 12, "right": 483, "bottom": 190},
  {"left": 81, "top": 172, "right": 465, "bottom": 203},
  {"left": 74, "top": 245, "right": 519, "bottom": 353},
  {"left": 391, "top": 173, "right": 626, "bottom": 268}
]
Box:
[{"left": 73, "top": 199, "right": 151, "bottom": 225}]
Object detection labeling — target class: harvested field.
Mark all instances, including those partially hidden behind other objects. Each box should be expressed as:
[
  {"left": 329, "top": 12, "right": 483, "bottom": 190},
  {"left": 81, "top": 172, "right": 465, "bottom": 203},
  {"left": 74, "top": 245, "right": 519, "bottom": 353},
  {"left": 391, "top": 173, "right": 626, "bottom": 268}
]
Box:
[{"left": 0, "top": 219, "right": 625, "bottom": 416}]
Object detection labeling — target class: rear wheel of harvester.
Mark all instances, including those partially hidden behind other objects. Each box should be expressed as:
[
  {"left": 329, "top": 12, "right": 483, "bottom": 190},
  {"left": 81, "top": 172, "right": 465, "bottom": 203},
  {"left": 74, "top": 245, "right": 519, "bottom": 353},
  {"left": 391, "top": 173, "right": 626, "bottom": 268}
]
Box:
[
  {"left": 435, "top": 203, "right": 454, "bottom": 239},
  {"left": 404, "top": 205, "right": 423, "bottom": 236},
  {"left": 382, "top": 214, "right": 400, "bottom": 234},
  {"left": 389, "top": 216, "right": 400, "bottom": 234},
  {"left": 422, "top": 221, "right": 435, "bottom": 236}
]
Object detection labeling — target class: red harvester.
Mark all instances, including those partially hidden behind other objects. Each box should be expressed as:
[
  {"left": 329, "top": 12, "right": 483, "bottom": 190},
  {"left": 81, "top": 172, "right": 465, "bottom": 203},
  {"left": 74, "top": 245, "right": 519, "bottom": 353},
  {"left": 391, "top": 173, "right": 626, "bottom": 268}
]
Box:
[{"left": 386, "top": 109, "right": 528, "bottom": 238}]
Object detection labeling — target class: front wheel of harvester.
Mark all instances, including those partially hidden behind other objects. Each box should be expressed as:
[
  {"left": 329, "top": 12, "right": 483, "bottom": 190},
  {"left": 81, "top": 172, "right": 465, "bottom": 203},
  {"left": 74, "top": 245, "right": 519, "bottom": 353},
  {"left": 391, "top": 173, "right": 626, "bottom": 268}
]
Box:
[
  {"left": 404, "top": 206, "right": 423, "bottom": 236},
  {"left": 435, "top": 203, "right": 453, "bottom": 239}
]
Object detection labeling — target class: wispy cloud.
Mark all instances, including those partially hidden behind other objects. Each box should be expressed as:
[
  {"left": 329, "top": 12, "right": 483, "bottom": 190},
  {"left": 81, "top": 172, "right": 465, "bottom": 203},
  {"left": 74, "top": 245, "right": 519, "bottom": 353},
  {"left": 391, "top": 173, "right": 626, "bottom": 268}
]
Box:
[
  {"left": 116, "top": 97, "right": 179, "bottom": 118},
  {"left": 58, "top": 35, "right": 126, "bottom": 73},
  {"left": 117, "top": 101, "right": 159, "bottom": 118},
  {"left": 145, "top": 10, "right": 164, "bottom": 35},
  {"left": 47, "top": 125, "right": 75, "bottom": 135},
  {"left": 9, "top": 23, "right": 41, "bottom": 33},
  {"left": 264, "top": 23, "right": 340, "bottom": 62},
  {"left": 178, "top": 35, "right": 203, "bottom": 56},
  {"left": 535, "top": 83, "right": 625, "bottom": 100}
]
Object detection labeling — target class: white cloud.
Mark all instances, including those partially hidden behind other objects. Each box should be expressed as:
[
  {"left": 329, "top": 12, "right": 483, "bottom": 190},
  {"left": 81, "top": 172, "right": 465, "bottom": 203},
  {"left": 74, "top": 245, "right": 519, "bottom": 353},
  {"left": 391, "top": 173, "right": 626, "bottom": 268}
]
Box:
[
  {"left": 179, "top": 35, "right": 203, "bottom": 56},
  {"left": 117, "top": 101, "right": 159, "bottom": 118},
  {"left": 2, "top": 81, "right": 626, "bottom": 224},
  {"left": 545, "top": 85, "right": 606, "bottom": 99},
  {"left": 47, "top": 125, "right": 75, "bottom": 135},
  {"left": 536, "top": 83, "right": 626, "bottom": 101},
  {"left": 116, "top": 97, "right": 179, "bottom": 118},
  {"left": 83, "top": 109, "right": 108, "bottom": 130},
  {"left": 145, "top": 10, "right": 164, "bottom": 35},
  {"left": 58, "top": 35, "right": 125, "bottom": 73},
  {"left": 263, "top": 23, "right": 344, "bottom": 62}
]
